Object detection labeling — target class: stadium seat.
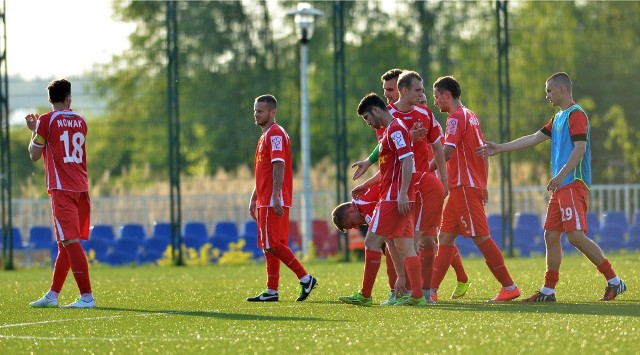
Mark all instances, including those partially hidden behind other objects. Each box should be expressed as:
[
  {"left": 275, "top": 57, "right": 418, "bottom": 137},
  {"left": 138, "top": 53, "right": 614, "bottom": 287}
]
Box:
[
  {"left": 113, "top": 237, "right": 142, "bottom": 259},
  {"left": 137, "top": 250, "right": 163, "bottom": 264},
  {"left": 105, "top": 250, "right": 135, "bottom": 266},
  {"left": 28, "top": 225, "right": 54, "bottom": 249},
  {"left": 601, "top": 211, "right": 629, "bottom": 231},
  {"left": 82, "top": 238, "right": 110, "bottom": 262},
  {"left": 90, "top": 224, "right": 116, "bottom": 243},
  {"left": 626, "top": 225, "right": 640, "bottom": 250},
  {"left": 242, "top": 234, "right": 263, "bottom": 258},
  {"left": 119, "top": 223, "right": 147, "bottom": 241},
  {"left": 211, "top": 221, "right": 239, "bottom": 252},
  {"left": 455, "top": 236, "right": 476, "bottom": 257},
  {"left": 585, "top": 212, "right": 600, "bottom": 239},
  {"left": 598, "top": 225, "right": 626, "bottom": 252},
  {"left": 143, "top": 237, "right": 170, "bottom": 254},
  {"left": 152, "top": 221, "right": 172, "bottom": 240},
  {"left": 183, "top": 221, "right": 210, "bottom": 251},
  {"left": 241, "top": 220, "right": 258, "bottom": 238},
  {"left": 514, "top": 212, "right": 542, "bottom": 235},
  {"left": 632, "top": 210, "right": 640, "bottom": 228},
  {"left": 10, "top": 227, "right": 25, "bottom": 250},
  {"left": 513, "top": 228, "right": 539, "bottom": 257}
]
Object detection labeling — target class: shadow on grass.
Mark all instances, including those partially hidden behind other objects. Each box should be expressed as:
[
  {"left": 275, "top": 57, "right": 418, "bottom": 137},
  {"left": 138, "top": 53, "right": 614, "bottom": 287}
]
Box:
[
  {"left": 97, "top": 307, "right": 333, "bottom": 322},
  {"left": 431, "top": 301, "right": 640, "bottom": 317}
]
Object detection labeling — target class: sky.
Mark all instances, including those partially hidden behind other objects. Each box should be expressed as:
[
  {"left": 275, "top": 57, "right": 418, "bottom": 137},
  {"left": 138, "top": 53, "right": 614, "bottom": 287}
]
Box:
[{"left": 5, "top": 0, "right": 136, "bottom": 80}]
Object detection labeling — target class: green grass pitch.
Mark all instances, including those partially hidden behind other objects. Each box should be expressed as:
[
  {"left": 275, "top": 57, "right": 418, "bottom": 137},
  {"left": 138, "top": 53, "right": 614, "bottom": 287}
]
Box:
[{"left": 0, "top": 253, "right": 638, "bottom": 353}]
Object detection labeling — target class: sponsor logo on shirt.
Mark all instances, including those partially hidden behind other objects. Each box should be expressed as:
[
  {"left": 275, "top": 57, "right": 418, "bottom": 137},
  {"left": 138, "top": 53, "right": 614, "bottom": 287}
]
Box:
[
  {"left": 271, "top": 136, "right": 283, "bottom": 151},
  {"left": 447, "top": 118, "right": 458, "bottom": 135},
  {"left": 391, "top": 131, "right": 406, "bottom": 149}
]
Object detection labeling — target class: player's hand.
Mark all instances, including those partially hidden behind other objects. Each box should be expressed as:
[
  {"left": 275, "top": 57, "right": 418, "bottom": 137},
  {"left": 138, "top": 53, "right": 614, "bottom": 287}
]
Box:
[
  {"left": 394, "top": 276, "right": 407, "bottom": 298},
  {"left": 249, "top": 201, "right": 257, "bottom": 221},
  {"left": 272, "top": 198, "right": 284, "bottom": 216},
  {"left": 351, "top": 159, "right": 372, "bottom": 180},
  {"left": 410, "top": 122, "right": 427, "bottom": 142},
  {"left": 25, "top": 113, "right": 39, "bottom": 132},
  {"left": 482, "top": 188, "right": 489, "bottom": 205},
  {"left": 546, "top": 175, "right": 563, "bottom": 192},
  {"left": 351, "top": 184, "right": 367, "bottom": 199},
  {"left": 397, "top": 193, "right": 410, "bottom": 215},
  {"left": 476, "top": 141, "right": 499, "bottom": 157}
]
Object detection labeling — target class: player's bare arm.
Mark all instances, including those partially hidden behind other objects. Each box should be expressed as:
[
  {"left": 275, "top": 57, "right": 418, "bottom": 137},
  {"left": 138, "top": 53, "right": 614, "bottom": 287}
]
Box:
[
  {"left": 351, "top": 171, "right": 380, "bottom": 198},
  {"left": 409, "top": 122, "right": 427, "bottom": 142},
  {"left": 430, "top": 140, "right": 449, "bottom": 196},
  {"left": 249, "top": 188, "right": 258, "bottom": 220},
  {"left": 477, "top": 131, "right": 549, "bottom": 157},
  {"left": 397, "top": 155, "right": 413, "bottom": 215},
  {"left": 272, "top": 161, "right": 285, "bottom": 216},
  {"left": 25, "top": 113, "right": 44, "bottom": 161},
  {"left": 547, "top": 141, "right": 587, "bottom": 192},
  {"left": 351, "top": 158, "right": 373, "bottom": 180}
]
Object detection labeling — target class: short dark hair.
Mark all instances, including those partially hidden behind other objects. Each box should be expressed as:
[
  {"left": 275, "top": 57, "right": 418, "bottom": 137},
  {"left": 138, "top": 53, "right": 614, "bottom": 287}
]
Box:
[
  {"left": 397, "top": 71, "right": 422, "bottom": 91},
  {"left": 547, "top": 72, "right": 572, "bottom": 91},
  {"left": 331, "top": 202, "right": 353, "bottom": 233},
  {"left": 433, "top": 76, "right": 461, "bottom": 99},
  {"left": 47, "top": 79, "right": 71, "bottom": 103},
  {"left": 381, "top": 68, "right": 403, "bottom": 83},
  {"left": 255, "top": 94, "right": 277, "bottom": 109},
  {"left": 357, "top": 93, "right": 387, "bottom": 116}
]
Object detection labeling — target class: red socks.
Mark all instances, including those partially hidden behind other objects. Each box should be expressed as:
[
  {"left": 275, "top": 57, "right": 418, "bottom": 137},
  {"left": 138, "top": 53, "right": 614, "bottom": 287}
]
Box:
[
  {"left": 272, "top": 244, "right": 307, "bottom": 279},
  {"left": 419, "top": 244, "right": 435, "bottom": 290},
  {"left": 64, "top": 242, "right": 92, "bottom": 294},
  {"left": 543, "top": 270, "right": 560, "bottom": 289},
  {"left": 478, "top": 238, "right": 514, "bottom": 287},
  {"left": 450, "top": 247, "right": 468, "bottom": 283},
  {"left": 51, "top": 242, "right": 71, "bottom": 293},
  {"left": 404, "top": 256, "right": 423, "bottom": 298},
  {"left": 596, "top": 258, "right": 617, "bottom": 280},
  {"left": 265, "top": 251, "right": 281, "bottom": 290},
  {"left": 430, "top": 244, "right": 455, "bottom": 289},
  {"left": 385, "top": 250, "right": 397, "bottom": 290},
  {"left": 361, "top": 249, "right": 382, "bottom": 298}
]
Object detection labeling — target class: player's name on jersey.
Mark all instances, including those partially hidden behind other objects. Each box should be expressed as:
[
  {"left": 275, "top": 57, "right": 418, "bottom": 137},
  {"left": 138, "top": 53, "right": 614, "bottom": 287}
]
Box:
[{"left": 56, "top": 118, "right": 83, "bottom": 128}]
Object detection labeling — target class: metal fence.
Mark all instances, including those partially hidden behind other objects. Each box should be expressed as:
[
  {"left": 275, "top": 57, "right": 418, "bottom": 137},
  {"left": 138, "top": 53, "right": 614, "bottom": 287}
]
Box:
[{"left": 10, "top": 184, "right": 640, "bottom": 240}]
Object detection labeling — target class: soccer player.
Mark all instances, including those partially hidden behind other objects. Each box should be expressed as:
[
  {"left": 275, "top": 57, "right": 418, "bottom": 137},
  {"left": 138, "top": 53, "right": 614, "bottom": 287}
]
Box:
[
  {"left": 338, "top": 93, "right": 426, "bottom": 307},
  {"left": 27, "top": 79, "right": 96, "bottom": 308},
  {"left": 429, "top": 75, "right": 520, "bottom": 302},
  {"left": 247, "top": 94, "right": 317, "bottom": 302},
  {"left": 477, "top": 72, "right": 627, "bottom": 302}
]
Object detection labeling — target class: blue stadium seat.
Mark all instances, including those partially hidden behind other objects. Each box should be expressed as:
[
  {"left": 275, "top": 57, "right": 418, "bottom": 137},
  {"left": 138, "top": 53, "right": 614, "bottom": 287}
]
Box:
[
  {"left": 601, "top": 211, "right": 629, "bottom": 231},
  {"left": 106, "top": 250, "right": 135, "bottom": 266},
  {"left": 455, "top": 236, "right": 476, "bottom": 257},
  {"left": 513, "top": 228, "right": 540, "bottom": 257},
  {"left": 90, "top": 224, "right": 116, "bottom": 243},
  {"left": 184, "top": 235, "right": 207, "bottom": 250},
  {"left": 152, "top": 221, "right": 172, "bottom": 240},
  {"left": 632, "top": 210, "right": 640, "bottom": 228},
  {"left": 183, "top": 221, "right": 209, "bottom": 250},
  {"left": 119, "top": 223, "right": 147, "bottom": 241},
  {"left": 137, "top": 250, "right": 163, "bottom": 265},
  {"left": 241, "top": 220, "right": 258, "bottom": 238},
  {"left": 143, "top": 237, "right": 170, "bottom": 254},
  {"left": 626, "top": 225, "right": 640, "bottom": 250},
  {"left": 211, "top": 221, "right": 239, "bottom": 252},
  {"left": 598, "top": 225, "right": 626, "bottom": 252},
  {"left": 487, "top": 214, "right": 505, "bottom": 249},
  {"left": 10, "top": 227, "right": 25, "bottom": 250},
  {"left": 82, "top": 238, "right": 110, "bottom": 262},
  {"left": 113, "top": 237, "right": 142, "bottom": 259},
  {"left": 514, "top": 212, "right": 542, "bottom": 234},
  {"left": 28, "top": 225, "right": 54, "bottom": 249},
  {"left": 242, "top": 234, "right": 263, "bottom": 258},
  {"left": 585, "top": 212, "right": 600, "bottom": 239}
]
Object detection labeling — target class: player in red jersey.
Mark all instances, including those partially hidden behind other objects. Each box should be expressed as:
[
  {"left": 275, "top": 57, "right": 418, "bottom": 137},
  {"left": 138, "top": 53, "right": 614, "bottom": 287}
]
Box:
[
  {"left": 478, "top": 72, "right": 626, "bottom": 302},
  {"left": 429, "top": 76, "right": 520, "bottom": 302},
  {"left": 247, "top": 94, "right": 317, "bottom": 302},
  {"left": 339, "top": 93, "right": 427, "bottom": 307},
  {"left": 27, "top": 79, "right": 95, "bottom": 308}
]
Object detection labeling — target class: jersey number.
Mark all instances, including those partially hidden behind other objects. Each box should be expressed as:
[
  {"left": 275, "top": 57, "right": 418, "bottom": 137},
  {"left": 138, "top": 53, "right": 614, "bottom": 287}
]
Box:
[
  {"left": 60, "top": 131, "right": 85, "bottom": 163},
  {"left": 561, "top": 207, "right": 573, "bottom": 222}
]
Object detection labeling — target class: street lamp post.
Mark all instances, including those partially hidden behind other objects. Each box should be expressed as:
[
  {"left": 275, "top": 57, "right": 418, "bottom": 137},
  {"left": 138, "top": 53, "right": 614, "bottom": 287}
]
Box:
[{"left": 287, "top": 3, "right": 323, "bottom": 258}]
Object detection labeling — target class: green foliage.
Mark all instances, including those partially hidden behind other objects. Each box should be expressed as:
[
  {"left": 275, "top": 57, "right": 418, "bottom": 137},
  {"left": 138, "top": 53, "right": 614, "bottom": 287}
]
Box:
[{"left": 1, "top": 254, "right": 639, "bottom": 353}]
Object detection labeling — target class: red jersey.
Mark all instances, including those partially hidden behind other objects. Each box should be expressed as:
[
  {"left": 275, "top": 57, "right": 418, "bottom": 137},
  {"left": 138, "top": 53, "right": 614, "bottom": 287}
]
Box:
[
  {"left": 444, "top": 105, "right": 487, "bottom": 189},
  {"left": 33, "top": 109, "right": 88, "bottom": 192},
  {"left": 353, "top": 184, "right": 379, "bottom": 225},
  {"left": 388, "top": 103, "right": 442, "bottom": 173},
  {"left": 377, "top": 118, "right": 415, "bottom": 201},
  {"left": 254, "top": 123, "right": 293, "bottom": 208}
]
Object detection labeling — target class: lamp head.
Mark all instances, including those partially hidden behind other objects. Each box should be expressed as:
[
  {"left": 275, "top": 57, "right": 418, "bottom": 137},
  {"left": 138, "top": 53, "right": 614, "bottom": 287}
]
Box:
[{"left": 287, "top": 2, "right": 324, "bottom": 43}]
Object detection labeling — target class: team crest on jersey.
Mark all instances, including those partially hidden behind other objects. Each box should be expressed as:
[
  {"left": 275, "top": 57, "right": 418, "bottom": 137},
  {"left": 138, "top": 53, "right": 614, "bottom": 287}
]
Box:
[
  {"left": 447, "top": 118, "right": 458, "bottom": 135},
  {"left": 271, "top": 136, "right": 283, "bottom": 151},
  {"left": 391, "top": 131, "right": 406, "bottom": 149},
  {"left": 365, "top": 216, "right": 372, "bottom": 224}
]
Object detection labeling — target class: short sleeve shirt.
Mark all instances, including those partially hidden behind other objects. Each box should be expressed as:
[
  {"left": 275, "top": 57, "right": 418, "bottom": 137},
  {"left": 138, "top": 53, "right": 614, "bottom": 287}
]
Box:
[
  {"left": 33, "top": 109, "right": 89, "bottom": 192},
  {"left": 353, "top": 184, "right": 379, "bottom": 225},
  {"left": 254, "top": 124, "right": 293, "bottom": 207},
  {"left": 444, "top": 105, "right": 487, "bottom": 189},
  {"left": 377, "top": 118, "right": 415, "bottom": 201}
]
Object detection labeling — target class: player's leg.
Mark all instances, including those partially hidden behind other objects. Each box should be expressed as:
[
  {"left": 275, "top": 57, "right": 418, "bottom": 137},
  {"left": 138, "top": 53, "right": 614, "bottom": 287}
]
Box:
[
  {"left": 30, "top": 241, "right": 69, "bottom": 308},
  {"left": 392, "top": 236, "right": 427, "bottom": 306},
  {"left": 338, "top": 230, "right": 385, "bottom": 306}
]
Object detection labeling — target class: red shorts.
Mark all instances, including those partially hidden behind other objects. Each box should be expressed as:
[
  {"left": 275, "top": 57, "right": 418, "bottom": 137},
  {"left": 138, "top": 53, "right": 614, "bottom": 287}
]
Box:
[
  {"left": 440, "top": 186, "right": 489, "bottom": 237},
  {"left": 414, "top": 172, "right": 445, "bottom": 235},
  {"left": 369, "top": 200, "right": 415, "bottom": 239},
  {"left": 50, "top": 190, "right": 91, "bottom": 242},
  {"left": 544, "top": 181, "right": 589, "bottom": 233},
  {"left": 257, "top": 207, "right": 290, "bottom": 249}
]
